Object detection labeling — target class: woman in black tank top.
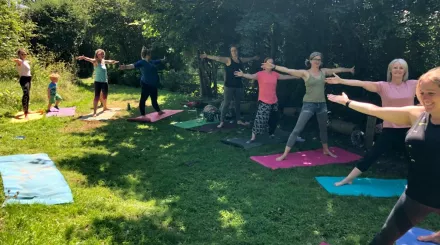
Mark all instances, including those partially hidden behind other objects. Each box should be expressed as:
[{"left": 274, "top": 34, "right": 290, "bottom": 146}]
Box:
[
  {"left": 327, "top": 67, "right": 440, "bottom": 245},
  {"left": 200, "top": 45, "right": 259, "bottom": 128}
]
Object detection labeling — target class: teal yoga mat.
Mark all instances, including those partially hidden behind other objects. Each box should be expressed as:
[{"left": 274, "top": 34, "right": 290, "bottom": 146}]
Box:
[
  {"left": 315, "top": 176, "right": 407, "bottom": 197},
  {"left": 0, "top": 153, "right": 74, "bottom": 205},
  {"left": 171, "top": 118, "right": 217, "bottom": 129}
]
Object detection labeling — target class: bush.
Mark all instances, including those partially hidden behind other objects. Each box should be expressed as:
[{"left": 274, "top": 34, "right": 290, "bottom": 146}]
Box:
[{"left": 161, "top": 70, "right": 199, "bottom": 94}]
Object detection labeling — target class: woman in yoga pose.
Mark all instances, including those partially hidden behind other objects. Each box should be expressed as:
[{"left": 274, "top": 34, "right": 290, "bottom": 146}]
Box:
[
  {"left": 12, "top": 48, "right": 32, "bottom": 119},
  {"left": 119, "top": 47, "right": 166, "bottom": 117},
  {"left": 325, "top": 59, "right": 417, "bottom": 186},
  {"left": 76, "top": 49, "right": 119, "bottom": 117},
  {"left": 327, "top": 67, "right": 440, "bottom": 245},
  {"left": 200, "top": 45, "right": 259, "bottom": 128},
  {"left": 234, "top": 57, "right": 299, "bottom": 143},
  {"left": 261, "top": 52, "right": 354, "bottom": 161}
]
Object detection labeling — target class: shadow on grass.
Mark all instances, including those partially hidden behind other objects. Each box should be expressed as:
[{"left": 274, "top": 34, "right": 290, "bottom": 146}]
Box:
[{"left": 56, "top": 94, "right": 407, "bottom": 245}]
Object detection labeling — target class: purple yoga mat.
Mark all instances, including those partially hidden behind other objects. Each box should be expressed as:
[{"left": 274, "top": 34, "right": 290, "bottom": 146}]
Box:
[
  {"left": 320, "top": 243, "right": 330, "bottom": 245},
  {"left": 46, "top": 107, "right": 76, "bottom": 117},
  {"left": 250, "top": 147, "right": 361, "bottom": 170}
]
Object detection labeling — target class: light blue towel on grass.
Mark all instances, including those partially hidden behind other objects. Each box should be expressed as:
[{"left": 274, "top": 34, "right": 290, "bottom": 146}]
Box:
[
  {"left": 315, "top": 176, "right": 407, "bottom": 197},
  {"left": 0, "top": 153, "right": 73, "bottom": 205}
]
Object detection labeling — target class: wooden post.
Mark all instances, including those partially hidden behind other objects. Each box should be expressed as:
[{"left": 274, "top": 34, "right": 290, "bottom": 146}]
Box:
[{"left": 365, "top": 115, "right": 377, "bottom": 150}]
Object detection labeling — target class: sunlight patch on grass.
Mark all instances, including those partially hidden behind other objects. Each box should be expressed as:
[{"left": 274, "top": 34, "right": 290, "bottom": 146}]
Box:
[
  {"left": 326, "top": 199, "right": 335, "bottom": 215},
  {"left": 218, "top": 209, "right": 246, "bottom": 231},
  {"left": 159, "top": 143, "right": 175, "bottom": 149},
  {"left": 136, "top": 124, "right": 151, "bottom": 130},
  {"left": 175, "top": 134, "right": 184, "bottom": 140},
  {"left": 207, "top": 180, "right": 228, "bottom": 191},
  {"left": 217, "top": 196, "right": 228, "bottom": 204},
  {"left": 99, "top": 162, "right": 111, "bottom": 172},
  {"left": 119, "top": 142, "right": 136, "bottom": 149}
]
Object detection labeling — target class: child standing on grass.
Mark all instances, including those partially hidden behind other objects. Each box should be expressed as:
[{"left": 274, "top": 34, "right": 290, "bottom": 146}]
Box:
[{"left": 47, "top": 73, "right": 62, "bottom": 112}]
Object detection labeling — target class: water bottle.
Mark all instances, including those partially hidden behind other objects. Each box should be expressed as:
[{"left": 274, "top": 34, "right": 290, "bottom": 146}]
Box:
[{"left": 127, "top": 103, "right": 131, "bottom": 111}]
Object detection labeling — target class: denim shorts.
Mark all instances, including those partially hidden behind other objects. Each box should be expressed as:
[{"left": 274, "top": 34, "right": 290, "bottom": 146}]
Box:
[{"left": 301, "top": 102, "right": 328, "bottom": 114}]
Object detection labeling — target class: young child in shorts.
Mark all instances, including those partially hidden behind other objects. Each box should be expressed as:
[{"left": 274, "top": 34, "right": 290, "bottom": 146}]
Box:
[{"left": 47, "top": 73, "right": 63, "bottom": 112}]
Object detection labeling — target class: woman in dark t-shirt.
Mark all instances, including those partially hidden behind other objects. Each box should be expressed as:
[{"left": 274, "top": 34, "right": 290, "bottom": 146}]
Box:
[{"left": 200, "top": 45, "right": 259, "bottom": 128}]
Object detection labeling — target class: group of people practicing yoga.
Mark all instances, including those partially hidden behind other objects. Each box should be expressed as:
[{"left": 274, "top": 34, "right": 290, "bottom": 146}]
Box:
[{"left": 13, "top": 44, "right": 440, "bottom": 244}]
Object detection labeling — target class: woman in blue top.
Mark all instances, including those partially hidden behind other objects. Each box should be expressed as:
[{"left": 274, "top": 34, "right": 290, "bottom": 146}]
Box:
[
  {"left": 119, "top": 47, "right": 166, "bottom": 117},
  {"left": 77, "top": 49, "right": 119, "bottom": 117}
]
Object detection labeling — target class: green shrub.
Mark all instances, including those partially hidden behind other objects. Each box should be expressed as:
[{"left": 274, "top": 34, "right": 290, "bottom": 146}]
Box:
[{"left": 161, "top": 70, "right": 199, "bottom": 94}]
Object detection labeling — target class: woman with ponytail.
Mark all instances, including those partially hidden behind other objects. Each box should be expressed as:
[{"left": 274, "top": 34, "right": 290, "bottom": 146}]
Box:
[{"left": 261, "top": 52, "right": 354, "bottom": 161}]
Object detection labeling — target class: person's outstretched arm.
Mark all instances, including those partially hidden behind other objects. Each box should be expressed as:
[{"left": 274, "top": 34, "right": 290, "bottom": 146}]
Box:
[
  {"left": 240, "top": 56, "right": 259, "bottom": 63},
  {"left": 200, "top": 53, "right": 230, "bottom": 65},
  {"left": 322, "top": 66, "right": 355, "bottom": 76},
  {"left": 12, "top": 59, "right": 23, "bottom": 66},
  {"left": 234, "top": 69, "right": 257, "bottom": 80},
  {"left": 105, "top": 59, "right": 119, "bottom": 64},
  {"left": 76, "top": 55, "right": 95, "bottom": 64},
  {"left": 325, "top": 73, "right": 378, "bottom": 93},
  {"left": 327, "top": 92, "right": 424, "bottom": 126},
  {"left": 278, "top": 74, "right": 301, "bottom": 80},
  {"left": 119, "top": 64, "right": 135, "bottom": 70},
  {"left": 261, "top": 62, "right": 308, "bottom": 80}
]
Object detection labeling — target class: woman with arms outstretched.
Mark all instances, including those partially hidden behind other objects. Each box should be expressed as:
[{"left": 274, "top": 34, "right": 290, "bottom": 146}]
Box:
[
  {"left": 325, "top": 59, "right": 417, "bottom": 186},
  {"left": 234, "top": 57, "right": 300, "bottom": 143},
  {"left": 119, "top": 47, "right": 165, "bottom": 117},
  {"left": 261, "top": 52, "right": 354, "bottom": 161},
  {"left": 76, "top": 49, "right": 119, "bottom": 117},
  {"left": 200, "top": 45, "right": 259, "bottom": 128},
  {"left": 327, "top": 67, "right": 440, "bottom": 245}
]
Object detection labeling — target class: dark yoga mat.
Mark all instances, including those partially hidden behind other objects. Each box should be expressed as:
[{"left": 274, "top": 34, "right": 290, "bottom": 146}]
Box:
[
  {"left": 221, "top": 130, "right": 297, "bottom": 149},
  {"left": 189, "top": 121, "right": 238, "bottom": 133}
]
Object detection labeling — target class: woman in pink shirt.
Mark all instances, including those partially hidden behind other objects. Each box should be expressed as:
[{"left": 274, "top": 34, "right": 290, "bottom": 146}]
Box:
[
  {"left": 325, "top": 58, "right": 418, "bottom": 186},
  {"left": 234, "top": 57, "right": 299, "bottom": 143}
]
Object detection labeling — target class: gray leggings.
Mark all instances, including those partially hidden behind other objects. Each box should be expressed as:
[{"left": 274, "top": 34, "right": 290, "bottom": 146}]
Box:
[
  {"left": 369, "top": 192, "right": 440, "bottom": 245},
  {"left": 220, "top": 87, "right": 243, "bottom": 122},
  {"left": 286, "top": 102, "right": 328, "bottom": 147}
]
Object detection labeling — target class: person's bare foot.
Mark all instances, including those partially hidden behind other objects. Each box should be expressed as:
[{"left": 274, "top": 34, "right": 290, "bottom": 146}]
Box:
[
  {"left": 246, "top": 137, "right": 256, "bottom": 144},
  {"left": 276, "top": 154, "right": 287, "bottom": 161},
  {"left": 92, "top": 113, "right": 97, "bottom": 117},
  {"left": 418, "top": 232, "right": 440, "bottom": 244},
  {"left": 324, "top": 150, "right": 337, "bottom": 158},
  {"left": 217, "top": 122, "right": 224, "bottom": 128},
  {"left": 103, "top": 107, "right": 110, "bottom": 111},
  {"left": 24, "top": 114, "right": 29, "bottom": 120},
  {"left": 334, "top": 180, "right": 353, "bottom": 187},
  {"left": 158, "top": 111, "right": 165, "bottom": 115}
]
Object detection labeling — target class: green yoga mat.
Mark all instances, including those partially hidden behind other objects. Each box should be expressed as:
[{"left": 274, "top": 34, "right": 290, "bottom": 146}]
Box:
[{"left": 171, "top": 119, "right": 218, "bottom": 129}]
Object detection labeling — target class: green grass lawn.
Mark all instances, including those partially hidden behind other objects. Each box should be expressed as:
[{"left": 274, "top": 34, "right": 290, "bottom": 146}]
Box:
[{"left": 0, "top": 79, "right": 439, "bottom": 245}]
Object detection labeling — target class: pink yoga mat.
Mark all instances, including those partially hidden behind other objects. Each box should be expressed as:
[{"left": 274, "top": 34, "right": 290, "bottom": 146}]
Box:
[
  {"left": 46, "top": 107, "right": 76, "bottom": 117},
  {"left": 320, "top": 243, "right": 330, "bottom": 245},
  {"left": 127, "top": 109, "right": 183, "bottom": 123},
  {"left": 250, "top": 147, "right": 361, "bottom": 170}
]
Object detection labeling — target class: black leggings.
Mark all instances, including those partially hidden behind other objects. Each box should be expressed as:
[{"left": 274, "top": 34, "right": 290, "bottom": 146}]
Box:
[
  {"left": 356, "top": 128, "right": 409, "bottom": 172},
  {"left": 140, "top": 83, "right": 160, "bottom": 115},
  {"left": 369, "top": 192, "right": 440, "bottom": 245},
  {"left": 19, "top": 76, "right": 32, "bottom": 114},
  {"left": 94, "top": 82, "right": 109, "bottom": 101}
]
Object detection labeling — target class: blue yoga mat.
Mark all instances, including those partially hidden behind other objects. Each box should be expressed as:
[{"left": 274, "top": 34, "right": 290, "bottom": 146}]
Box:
[
  {"left": 0, "top": 153, "right": 74, "bottom": 205},
  {"left": 315, "top": 176, "right": 407, "bottom": 197},
  {"left": 397, "top": 227, "right": 437, "bottom": 245}
]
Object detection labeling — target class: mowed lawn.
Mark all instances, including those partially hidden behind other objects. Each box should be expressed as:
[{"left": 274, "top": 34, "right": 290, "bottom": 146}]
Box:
[{"left": 0, "top": 79, "right": 439, "bottom": 245}]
